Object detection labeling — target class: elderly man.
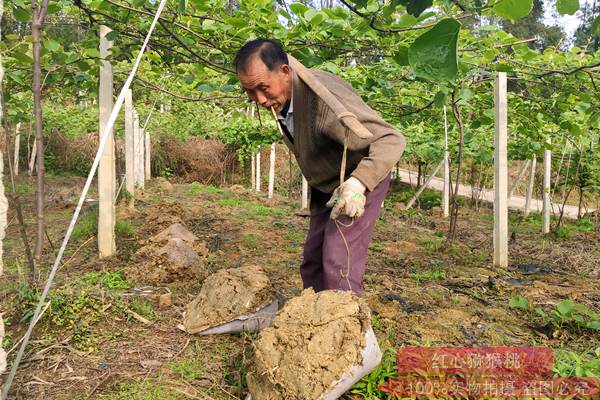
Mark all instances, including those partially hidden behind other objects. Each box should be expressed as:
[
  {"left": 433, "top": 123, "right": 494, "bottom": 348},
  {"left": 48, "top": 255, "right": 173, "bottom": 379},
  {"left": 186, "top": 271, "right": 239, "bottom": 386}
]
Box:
[{"left": 235, "top": 39, "right": 405, "bottom": 296}]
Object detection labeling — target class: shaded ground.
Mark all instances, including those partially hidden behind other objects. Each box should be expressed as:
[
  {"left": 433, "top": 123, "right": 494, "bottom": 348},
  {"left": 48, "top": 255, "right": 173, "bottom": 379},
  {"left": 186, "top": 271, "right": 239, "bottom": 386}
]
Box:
[{"left": 1, "top": 176, "right": 599, "bottom": 399}]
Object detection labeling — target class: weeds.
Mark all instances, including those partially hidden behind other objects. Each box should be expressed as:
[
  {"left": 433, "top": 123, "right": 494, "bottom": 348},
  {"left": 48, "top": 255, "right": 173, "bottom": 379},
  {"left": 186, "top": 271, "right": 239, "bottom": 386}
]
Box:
[
  {"left": 115, "top": 220, "right": 135, "bottom": 237},
  {"left": 72, "top": 211, "right": 97, "bottom": 241},
  {"left": 130, "top": 298, "right": 154, "bottom": 321},
  {"left": 187, "top": 181, "right": 225, "bottom": 196},
  {"left": 412, "top": 268, "right": 446, "bottom": 284},
  {"left": 169, "top": 359, "right": 203, "bottom": 380},
  {"left": 351, "top": 348, "right": 398, "bottom": 400},
  {"left": 82, "top": 270, "right": 129, "bottom": 290},
  {"left": 509, "top": 296, "right": 600, "bottom": 331}
]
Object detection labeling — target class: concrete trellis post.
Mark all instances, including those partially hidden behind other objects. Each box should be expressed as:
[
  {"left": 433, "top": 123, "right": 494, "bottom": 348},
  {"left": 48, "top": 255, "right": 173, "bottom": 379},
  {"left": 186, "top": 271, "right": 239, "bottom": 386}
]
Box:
[
  {"left": 28, "top": 138, "right": 37, "bottom": 176},
  {"left": 145, "top": 131, "right": 151, "bottom": 181},
  {"left": 98, "top": 25, "right": 116, "bottom": 258},
  {"left": 525, "top": 156, "right": 537, "bottom": 216},
  {"left": 255, "top": 150, "right": 261, "bottom": 192},
  {"left": 542, "top": 139, "right": 552, "bottom": 233},
  {"left": 125, "top": 89, "right": 135, "bottom": 197},
  {"left": 268, "top": 143, "right": 276, "bottom": 199},
  {"left": 493, "top": 72, "right": 508, "bottom": 269},
  {"left": 250, "top": 153, "right": 256, "bottom": 190},
  {"left": 301, "top": 175, "right": 308, "bottom": 210},
  {"left": 133, "top": 110, "right": 145, "bottom": 188},
  {"left": 442, "top": 106, "right": 450, "bottom": 218},
  {"left": 13, "top": 123, "right": 21, "bottom": 176}
]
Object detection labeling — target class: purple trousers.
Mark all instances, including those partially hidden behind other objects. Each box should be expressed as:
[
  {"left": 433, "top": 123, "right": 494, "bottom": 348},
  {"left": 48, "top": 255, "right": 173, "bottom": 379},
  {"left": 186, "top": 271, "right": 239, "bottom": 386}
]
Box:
[{"left": 300, "top": 175, "right": 391, "bottom": 296}]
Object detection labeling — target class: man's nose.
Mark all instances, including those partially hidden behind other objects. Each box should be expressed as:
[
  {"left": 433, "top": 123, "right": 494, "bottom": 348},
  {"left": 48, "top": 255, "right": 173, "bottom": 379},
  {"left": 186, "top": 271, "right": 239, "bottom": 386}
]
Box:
[{"left": 256, "top": 91, "right": 268, "bottom": 106}]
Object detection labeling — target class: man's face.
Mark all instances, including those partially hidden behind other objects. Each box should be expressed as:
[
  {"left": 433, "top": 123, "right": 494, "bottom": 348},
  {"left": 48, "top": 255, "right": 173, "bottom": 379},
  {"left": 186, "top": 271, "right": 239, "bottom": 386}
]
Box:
[{"left": 237, "top": 56, "right": 292, "bottom": 113}]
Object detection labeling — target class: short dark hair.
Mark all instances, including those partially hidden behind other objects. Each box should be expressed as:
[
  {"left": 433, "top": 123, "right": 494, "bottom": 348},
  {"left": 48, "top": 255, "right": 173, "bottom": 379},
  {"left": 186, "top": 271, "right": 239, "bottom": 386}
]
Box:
[{"left": 234, "top": 39, "right": 288, "bottom": 73}]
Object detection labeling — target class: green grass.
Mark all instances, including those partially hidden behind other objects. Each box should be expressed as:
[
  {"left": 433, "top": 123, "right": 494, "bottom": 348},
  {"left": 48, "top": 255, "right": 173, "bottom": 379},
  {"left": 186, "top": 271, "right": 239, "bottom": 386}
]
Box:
[
  {"left": 71, "top": 211, "right": 97, "bottom": 241},
  {"left": 411, "top": 268, "right": 446, "bottom": 284},
  {"left": 285, "top": 230, "right": 305, "bottom": 245},
  {"left": 115, "top": 220, "right": 135, "bottom": 237},
  {"left": 169, "top": 359, "right": 203, "bottom": 380},
  {"left": 419, "top": 238, "right": 444, "bottom": 253},
  {"left": 130, "top": 298, "right": 154, "bottom": 320},
  {"left": 82, "top": 270, "right": 130, "bottom": 290},
  {"left": 218, "top": 197, "right": 286, "bottom": 219},
  {"left": 186, "top": 181, "right": 225, "bottom": 196},
  {"left": 107, "top": 381, "right": 182, "bottom": 400},
  {"left": 242, "top": 233, "right": 263, "bottom": 250}
]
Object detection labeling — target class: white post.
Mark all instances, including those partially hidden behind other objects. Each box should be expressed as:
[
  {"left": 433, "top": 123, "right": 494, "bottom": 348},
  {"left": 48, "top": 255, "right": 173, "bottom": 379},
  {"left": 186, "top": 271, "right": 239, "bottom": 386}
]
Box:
[
  {"left": 301, "top": 175, "right": 308, "bottom": 210},
  {"left": 250, "top": 153, "right": 256, "bottom": 190},
  {"left": 133, "top": 110, "right": 144, "bottom": 188},
  {"left": 525, "top": 156, "right": 537, "bottom": 216},
  {"left": 13, "top": 123, "right": 21, "bottom": 176},
  {"left": 405, "top": 159, "right": 445, "bottom": 210},
  {"left": 542, "top": 139, "right": 552, "bottom": 233},
  {"left": 268, "top": 143, "right": 276, "bottom": 199},
  {"left": 145, "top": 131, "right": 151, "bottom": 181},
  {"left": 98, "top": 25, "right": 116, "bottom": 258},
  {"left": 255, "top": 150, "right": 261, "bottom": 192},
  {"left": 442, "top": 106, "right": 450, "bottom": 218},
  {"left": 125, "top": 89, "right": 135, "bottom": 197},
  {"left": 28, "top": 138, "right": 37, "bottom": 176},
  {"left": 508, "top": 159, "right": 530, "bottom": 199},
  {"left": 493, "top": 72, "right": 508, "bottom": 269}
]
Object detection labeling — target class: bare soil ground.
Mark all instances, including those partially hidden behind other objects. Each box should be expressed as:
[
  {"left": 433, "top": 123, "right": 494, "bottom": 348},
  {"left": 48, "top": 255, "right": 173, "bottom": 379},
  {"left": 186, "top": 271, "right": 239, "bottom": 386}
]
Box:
[{"left": 1, "top": 176, "right": 599, "bottom": 399}]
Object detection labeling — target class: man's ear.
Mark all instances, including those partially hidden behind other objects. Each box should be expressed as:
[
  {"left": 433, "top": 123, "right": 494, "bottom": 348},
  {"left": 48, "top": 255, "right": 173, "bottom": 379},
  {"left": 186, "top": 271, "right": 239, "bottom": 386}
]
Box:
[{"left": 280, "top": 64, "right": 291, "bottom": 76}]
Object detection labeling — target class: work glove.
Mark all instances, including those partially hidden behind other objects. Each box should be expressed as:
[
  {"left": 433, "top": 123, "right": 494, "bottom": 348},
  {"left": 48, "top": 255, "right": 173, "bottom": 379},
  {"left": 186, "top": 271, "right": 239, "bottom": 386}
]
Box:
[{"left": 326, "top": 177, "right": 366, "bottom": 220}]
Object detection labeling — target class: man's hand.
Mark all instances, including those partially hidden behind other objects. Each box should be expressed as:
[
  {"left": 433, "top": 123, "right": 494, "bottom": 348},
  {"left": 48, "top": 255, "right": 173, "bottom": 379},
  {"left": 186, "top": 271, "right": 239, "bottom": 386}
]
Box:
[{"left": 326, "top": 177, "right": 366, "bottom": 220}]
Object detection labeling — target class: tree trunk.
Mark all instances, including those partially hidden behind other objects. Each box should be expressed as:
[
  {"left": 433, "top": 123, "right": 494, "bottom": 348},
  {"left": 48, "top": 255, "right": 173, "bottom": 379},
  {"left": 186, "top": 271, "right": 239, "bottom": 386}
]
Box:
[
  {"left": 448, "top": 93, "right": 465, "bottom": 242},
  {"left": 32, "top": 0, "right": 48, "bottom": 260}
]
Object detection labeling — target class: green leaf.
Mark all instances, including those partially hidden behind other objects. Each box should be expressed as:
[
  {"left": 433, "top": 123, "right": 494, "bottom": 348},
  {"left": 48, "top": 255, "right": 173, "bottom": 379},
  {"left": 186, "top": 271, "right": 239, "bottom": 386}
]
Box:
[
  {"left": 493, "top": 0, "right": 533, "bottom": 22},
  {"left": 13, "top": 7, "right": 31, "bottom": 22},
  {"left": 408, "top": 18, "right": 460, "bottom": 83},
  {"left": 178, "top": 0, "right": 187, "bottom": 13},
  {"left": 225, "top": 17, "right": 247, "bottom": 28},
  {"left": 433, "top": 90, "right": 447, "bottom": 107},
  {"left": 556, "top": 0, "right": 579, "bottom": 15},
  {"left": 400, "top": 0, "right": 433, "bottom": 17},
  {"left": 106, "top": 30, "right": 120, "bottom": 41},
  {"left": 43, "top": 38, "right": 60, "bottom": 52},
  {"left": 12, "top": 50, "right": 33, "bottom": 64},
  {"left": 289, "top": 3, "right": 309, "bottom": 16},
  {"left": 65, "top": 53, "right": 81, "bottom": 64},
  {"left": 587, "top": 321, "right": 600, "bottom": 330},
  {"left": 592, "top": 16, "right": 600, "bottom": 36},
  {"left": 392, "top": 46, "right": 409, "bottom": 65},
  {"left": 509, "top": 295, "right": 529, "bottom": 310},
  {"left": 556, "top": 300, "right": 575, "bottom": 315},
  {"left": 47, "top": 4, "right": 61, "bottom": 14},
  {"left": 84, "top": 48, "right": 101, "bottom": 58}
]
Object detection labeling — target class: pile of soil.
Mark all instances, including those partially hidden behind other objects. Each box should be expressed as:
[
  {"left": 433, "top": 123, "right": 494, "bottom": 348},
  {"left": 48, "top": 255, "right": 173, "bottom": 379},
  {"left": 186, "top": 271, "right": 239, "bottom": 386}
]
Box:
[
  {"left": 127, "top": 223, "right": 209, "bottom": 286},
  {"left": 183, "top": 265, "right": 272, "bottom": 334},
  {"left": 246, "top": 289, "right": 371, "bottom": 399}
]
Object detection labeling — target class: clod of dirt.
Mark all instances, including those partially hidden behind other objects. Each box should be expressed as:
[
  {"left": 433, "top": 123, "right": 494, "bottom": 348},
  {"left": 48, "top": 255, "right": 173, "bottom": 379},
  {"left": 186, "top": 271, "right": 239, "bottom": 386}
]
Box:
[
  {"left": 246, "top": 288, "right": 371, "bottom": 400},
  {"left": 127, "top": 223, "right": 208, "bottom": 286},
  {"left": 142, "top": 202, "right": 185, "bottom": 234},
  {"left": 183, "top": 265, "right": 272, "bottom": 333}
]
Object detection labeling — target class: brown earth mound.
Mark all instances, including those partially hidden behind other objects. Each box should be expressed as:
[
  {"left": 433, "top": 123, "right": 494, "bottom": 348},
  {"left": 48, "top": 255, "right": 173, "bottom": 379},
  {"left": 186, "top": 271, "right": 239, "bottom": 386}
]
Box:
[
  {"left": 127, "top": 223, "right": 208, "bottom": 286},
  {"left": 246, "top": 289, "right": 371, "bottom": 400},
  {"left": 183, "top": 265, "right": 272, "bottom": 334}
]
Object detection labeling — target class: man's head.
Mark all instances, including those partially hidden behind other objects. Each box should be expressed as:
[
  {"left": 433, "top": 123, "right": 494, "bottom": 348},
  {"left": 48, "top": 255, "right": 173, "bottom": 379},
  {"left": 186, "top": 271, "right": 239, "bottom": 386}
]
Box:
[{"left": 235, "top": 39, "right": 292, "bottom": 112}]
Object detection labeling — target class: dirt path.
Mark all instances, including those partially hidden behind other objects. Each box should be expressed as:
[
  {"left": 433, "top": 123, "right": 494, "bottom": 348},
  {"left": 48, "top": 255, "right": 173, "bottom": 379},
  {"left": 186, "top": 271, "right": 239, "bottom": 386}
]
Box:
[{"left": 397, "top": 168, "right": 593, "bottom": 219}]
